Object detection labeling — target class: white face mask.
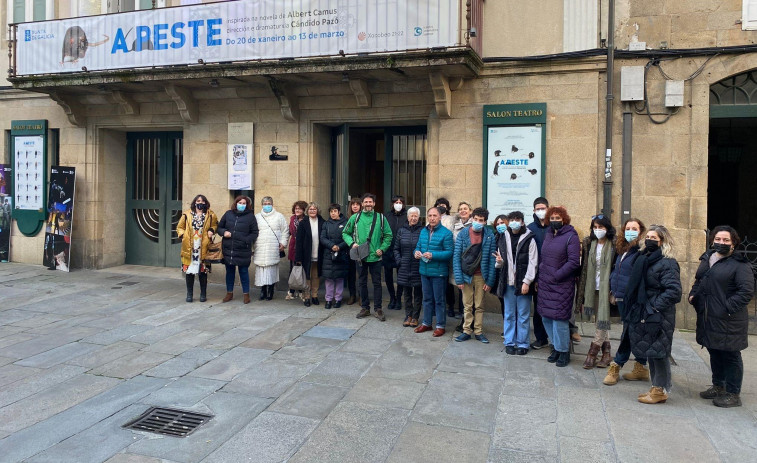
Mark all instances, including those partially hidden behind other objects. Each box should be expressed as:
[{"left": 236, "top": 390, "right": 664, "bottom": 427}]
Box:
[
  {"left": 535, "top": 209, "right": 547, "bottom": 220},
  {"left": 393, "top": 203, "right": 403, "bottom": 212},
  {"left": 594, "top": 229, "right": 606, "bottom": 239}
]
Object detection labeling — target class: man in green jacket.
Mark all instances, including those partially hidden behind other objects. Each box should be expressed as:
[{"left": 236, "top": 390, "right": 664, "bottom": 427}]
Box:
[{"left": 343, "top": 193, "right": 393, "bottom": 321}]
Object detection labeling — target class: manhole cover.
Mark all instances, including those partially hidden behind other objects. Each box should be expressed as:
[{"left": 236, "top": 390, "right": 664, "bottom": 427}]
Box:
[{"left": 123, "top": 407, "right": 213, "bottom": 437}]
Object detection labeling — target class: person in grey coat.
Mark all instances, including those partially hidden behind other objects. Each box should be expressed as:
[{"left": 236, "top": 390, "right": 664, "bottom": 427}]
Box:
[{"left": 320, "top": 204, "right": 349, "bottom": 309}]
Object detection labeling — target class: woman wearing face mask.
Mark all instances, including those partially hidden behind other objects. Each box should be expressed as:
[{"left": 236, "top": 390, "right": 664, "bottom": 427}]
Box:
[
  {"left": 450, "top": 201, "right": 474, "bottom": 325},
  {"left": 217, "top": 196, "right": 258, "bottom": 304},
  {"left": 394, "top": 207, "right": 424, "bottom": 326},
  {"left": 536, "top": 206, "right": 580, "bottom": 367},
  {"left": 492, "top": 214, "right": 509, "bottom": 324},
  {"left": 626, "top": 225, "right": 681, "bottom": 404},
  {"left": 295, "top": 202, "right": 325, "bottom": 307},
  {"left": 384, "top": 195, "right": 409, "bottom": 310},
  {"left": 344, "top": 198, "right": 363, "bottom": 305},
  {"left": 286, "top": 200, "right": 308, "bottom": 300},
  {"left": 254, "top": 196, "right": 290, "bottom": 301},
  {"left": 575, "top": 215, "right": 616, "bottom": 369},
  {"left": 176, "top": 194, "right": 218, "bottom": 303},
  {"left": 603, "top": 218, "right": 650, "bottom": 385},
  {"left": 320, "top": 203, "right": 349, "bottom": 309},
  {"left": 690, "top": 226, "right": 755, "bottom": 408}
]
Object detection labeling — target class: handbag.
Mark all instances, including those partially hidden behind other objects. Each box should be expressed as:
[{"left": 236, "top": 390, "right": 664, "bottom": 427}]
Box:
[
  {"left": 204, "top": 233, "right": 223, "bottom": 263},
  {"left": 349, "top": 212, "right": 379, "bottom": 262},
  {"left": 288, "top": 264, "right": 309, "bottom": 291},
  {"left": 461, "top": 242, "right": 483, "bottom": 276}
]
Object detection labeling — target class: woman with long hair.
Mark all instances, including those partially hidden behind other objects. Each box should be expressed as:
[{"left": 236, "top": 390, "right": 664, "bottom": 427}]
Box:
[
  {"left": 345, "top": 198, "right": 362, "bottom": 305},
  {"left": 286, "top": 200, "right": 308, "bottom": 300},
  {"left": 176, "top": 194, "right": 218, "bottom": 303}
]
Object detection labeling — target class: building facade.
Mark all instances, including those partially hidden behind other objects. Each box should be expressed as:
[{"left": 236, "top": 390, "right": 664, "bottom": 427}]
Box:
[{"left": 2, "top": 0, "right": 757, "bottom": 331}]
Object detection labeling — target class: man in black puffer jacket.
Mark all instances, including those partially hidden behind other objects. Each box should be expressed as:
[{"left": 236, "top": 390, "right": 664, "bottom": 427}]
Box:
[{"left": 690, "top": 225, "right": 755, "bottom": 408}]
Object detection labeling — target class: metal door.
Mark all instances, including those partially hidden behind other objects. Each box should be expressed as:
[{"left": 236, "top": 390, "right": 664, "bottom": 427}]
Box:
[
  {"left": 385, "top": 127, "right": 427, "bottom": 214},
  {"left": 125, "top": 132, "right": 183, "bottom": 267}
]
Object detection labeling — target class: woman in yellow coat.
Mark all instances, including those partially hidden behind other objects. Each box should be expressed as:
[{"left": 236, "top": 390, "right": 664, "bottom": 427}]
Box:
[{"left": 177, "top": 194, "right": 218, "bottom": 302}]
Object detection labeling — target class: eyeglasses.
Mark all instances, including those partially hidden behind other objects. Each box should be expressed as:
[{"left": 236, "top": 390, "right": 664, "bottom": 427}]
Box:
[{"left": 592, "top": 214, "right": 604, "bottom": 220}]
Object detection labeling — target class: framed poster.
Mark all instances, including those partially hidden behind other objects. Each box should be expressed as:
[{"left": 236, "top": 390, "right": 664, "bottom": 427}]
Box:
[
  {"left": 11, "top": 120, "right": 48, "bottom": 236},
  {"left": 42, "top": 166, "right": 75, "bottom": 272},
  {"left": 0, "top": 164, "right": 11, "bottom": 262},
  {"left": 228, "top": 143, "right": 253, "bottom": 190},
  {"left": 483, "top": 104, "right": 546, "bottom": 224}
]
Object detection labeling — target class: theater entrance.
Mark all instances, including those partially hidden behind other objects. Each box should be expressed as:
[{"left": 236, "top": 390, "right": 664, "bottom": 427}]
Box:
[{"left": 331, "top": 124, "right": 427, "bottom": 214}]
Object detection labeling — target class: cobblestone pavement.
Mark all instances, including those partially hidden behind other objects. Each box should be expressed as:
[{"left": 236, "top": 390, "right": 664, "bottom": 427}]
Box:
[{"left": 0, "top": 263, "right": 755, "bottom": 462}]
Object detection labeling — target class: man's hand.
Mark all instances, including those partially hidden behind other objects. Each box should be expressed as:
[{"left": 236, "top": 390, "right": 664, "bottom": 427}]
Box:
[
  {"left": 375, "top": 249, "right": 383, "bottom": 257},
  {"left": 458, "top": 284, "right": 464, "bottom": 290},
  {"left": 521, "top": 283, "right": 529, "bottom": 294},
  {"left": 422, "top": 252, "right": 432, "bottom": 260},
  {"left": 483, "top": 284, "right": 491, "bottom": 292},
  {"left": 352, "top": 243, "right": 359, "bottom": 248},
  {"left": 414, "top": 250, "right": 422, "bottom": 259}
]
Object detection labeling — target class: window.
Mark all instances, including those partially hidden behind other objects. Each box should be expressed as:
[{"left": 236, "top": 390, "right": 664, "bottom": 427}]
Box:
[
  {"left": 744, "top": 0, "right": 757, "bottom": 30},
  {"left": 7, "top": 0, "right": 51, "bottom": 23},
  {"left": 107, "top": 0, "right": 164, "bottom": 13}
]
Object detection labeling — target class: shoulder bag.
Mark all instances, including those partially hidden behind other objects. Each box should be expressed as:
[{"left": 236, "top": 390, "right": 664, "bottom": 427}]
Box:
[{"left": 349, "top": 212, "right": 379, "bottom": 262}]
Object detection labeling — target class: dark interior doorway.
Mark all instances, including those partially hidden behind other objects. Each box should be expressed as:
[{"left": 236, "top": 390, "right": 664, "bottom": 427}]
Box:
[{"left": 348, "top": 128, "right": 386, "bottom": 212}]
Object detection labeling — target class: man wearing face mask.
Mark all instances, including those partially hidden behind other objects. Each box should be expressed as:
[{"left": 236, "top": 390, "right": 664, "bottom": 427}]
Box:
[
  {"left": 384, "top": 195, "right": 409, "bottom": 310},
  {"left": 453, "top": 207, "right": 497, "bottom": 343},
  {"left": 527, "top": 197, "right": 551, "bottom": 349},
  {"left": 494, "top": 211, "right": 538, "bottom": 354}
]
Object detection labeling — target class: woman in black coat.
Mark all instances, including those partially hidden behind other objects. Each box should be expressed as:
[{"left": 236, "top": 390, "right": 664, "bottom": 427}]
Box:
[
  {"left": 625, "top": 224, "right": 681, "bottom": 405},
  {"left": 393, "top": 207, "right": 423, "bottom": 327},
  {"left": 217, "top": 195, "right": 259, "bottom": 304},
  {"left": 689, "top": 225, "right": 755, "bottom": 408},
  {"left": 295, "top": 202, "right": 325, "bottom": 307},
  {"left": 320, "top": 204, "right": 349, "bottom": 309}
]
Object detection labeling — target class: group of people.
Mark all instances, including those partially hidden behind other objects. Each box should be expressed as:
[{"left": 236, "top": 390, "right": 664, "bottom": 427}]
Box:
[{"left": 175, "top": 193, "right": 754, "bottom": 409}]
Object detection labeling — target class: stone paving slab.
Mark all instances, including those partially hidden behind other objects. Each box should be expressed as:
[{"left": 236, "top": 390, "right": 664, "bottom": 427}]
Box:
[
  {"left": 0, "top": 364, "right": 86, "bottom": 408},
  {"left": 89, "top": 351, "right": 176, "bottom": 379},
  {"left": 302, "top": 325, "right": 357, "bottom": 341},
  {"left": 140, "top": 376, "right": 227, "bottom": 409},
  {"left": 386, "top": 421, "right": 491, "bottom": 463},
  {"left": 269, "top": 381, "right": 349, "bottom": 420},
  {"left": 189, "top": 346, "right": 272, "bottom": 381},
  {"left": 15, "top": 341, "right": 101, "bottom": 368}
]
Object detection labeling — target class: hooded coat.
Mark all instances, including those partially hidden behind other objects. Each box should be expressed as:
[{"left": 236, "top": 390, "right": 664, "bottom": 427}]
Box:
[
  {"left": 384, "top": 208, "right": 408, "bottom": 267},
  {"left": 393, "top": 222, "right": 423, "bottom": 287},
  {"left": 217, "top": 208, "right": 259, "bottom": 267},
  {"left": 536, "top": 224, "right": 581, "bottom": 320},
  {"left": 319, "top": 214, "right": 349, "bottom": 280},
  {"left": 254, "top": 208, "right": 289, "bottom": 267},
  {"left": 690, "top": 250, "right": 755, "bottom": 352}
]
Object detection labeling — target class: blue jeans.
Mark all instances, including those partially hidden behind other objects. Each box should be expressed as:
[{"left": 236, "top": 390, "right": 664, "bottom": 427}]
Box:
[
  {"left": 421, "top": 275, "right": 447, "bottom": 329},
  {"left": 225, "top": 264, "right": 250, "bottom": 293},
  {"left": 614, "top": 320, "right": 647, "bottom": 367},
  {"left": 503, "top": 285, "right": 532, "bottom": 349},
  {"left": 542, "top": 316, "right": 570, "bottom": 353}
]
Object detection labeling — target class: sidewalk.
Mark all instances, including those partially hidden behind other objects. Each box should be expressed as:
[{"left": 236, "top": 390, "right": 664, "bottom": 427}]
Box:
[{"left": 0, "top": 263, "right": 754, "bottom": 463}]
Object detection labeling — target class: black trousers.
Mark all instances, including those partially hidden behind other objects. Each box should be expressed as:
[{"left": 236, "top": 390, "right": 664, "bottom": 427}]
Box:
[
  {"left": 347, "top": 259, "right": 357, "bottom": 297},
  {"left": 383, "top": 260, "right": 401, "bottom": 302},
  {"left": 402, "top": 285, "right": 423, "bottom": 319},
  {"left": 359, "top": 261, "right": 383, "bottom": 311},
  {"left": 708, "top": 348, "right": 744, "bottom": 394}
]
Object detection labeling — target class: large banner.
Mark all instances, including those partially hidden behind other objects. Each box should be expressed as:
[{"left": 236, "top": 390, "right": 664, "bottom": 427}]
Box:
[
  {"left": 42, "top": 167, "right": 76, "bottom": 272},
  {"left": 15, "top": 0, "right": 459, "bottom": 75},
  {"left": 0, "top": 165, "right": 11, "bottom": 262}
]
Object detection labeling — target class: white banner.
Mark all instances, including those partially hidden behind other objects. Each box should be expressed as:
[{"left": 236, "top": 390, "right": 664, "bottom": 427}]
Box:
[{"left": 16, "top": 0, "right": 459, "bottom": 75}]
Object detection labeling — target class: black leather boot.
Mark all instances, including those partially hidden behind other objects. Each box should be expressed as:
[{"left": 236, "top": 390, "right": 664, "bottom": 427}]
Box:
[
  {"left": 266, "top": 284, "right": 274, "bottom": 300},
  {"left": 198, "top": 273, "right": 208, "bottom": 302},
  {"left": 185, "top": 274, "right": 195, "bottom": 302}
]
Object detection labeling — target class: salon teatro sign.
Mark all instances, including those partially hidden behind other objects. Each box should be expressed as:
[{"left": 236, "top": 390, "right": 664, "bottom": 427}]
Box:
[
  {"left": 485, "top": 109, "right": 544, "bottom": 119},
  {"left": 14, "top": 0, "right": 459, "bottom": 76}
]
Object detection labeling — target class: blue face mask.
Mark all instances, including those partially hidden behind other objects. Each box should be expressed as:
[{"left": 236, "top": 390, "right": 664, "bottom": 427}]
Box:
[
  {"left": 262, "top": 205, "right": 273, "bottom": 213},
  {"left": 236, "top": 203, "right": 246, "bottom": 212},
  {"left": 624, "top": 230, "right": 639, "bottom": 242},
  {"left": 509, "top": 221, "right": 522, "bottom": 231},
  {"left": 496, "top": 224, "right": 508, "bottom": 234},
  {"left": 471, "top": 222, "right": 484, "bottom": 232}
]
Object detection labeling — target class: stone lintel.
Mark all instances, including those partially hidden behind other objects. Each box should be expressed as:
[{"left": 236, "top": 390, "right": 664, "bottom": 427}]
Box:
[{"left": 165, "top": 84, "right": 198, "bottom": 123}]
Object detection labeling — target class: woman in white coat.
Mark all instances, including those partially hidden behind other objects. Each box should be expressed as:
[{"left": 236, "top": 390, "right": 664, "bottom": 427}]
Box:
[{"left": 254, "top": 196, "right": 290, "bottom": 300}]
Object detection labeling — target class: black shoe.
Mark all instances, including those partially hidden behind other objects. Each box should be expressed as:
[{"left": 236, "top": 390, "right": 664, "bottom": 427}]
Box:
[
  {"left": 516, "top": 348, "right": 528, "bottom": 356},
  {"left": 334, "top": 300, "right": 342, "bottom": 308},
  {"left": 447, "top": 309, "right": 456, "bottom": 318},
  {"left": 531, "top": 339, "right": 549, "bottom": 350},
  {"left": 475, "top": 334, "right": 490, "bottom": 344},
  {"left": 266, "top": 285, "right": 274, "bottom": 300},
  {"left": 356, "top": 308, "right": 371, "bottom": 318},
  {"left": 556, "top": 351, "right": 570, "bottom": 367},
  {"left": 186, "top": 293, "right": 193, "bottom": 303},
  {"left": 505, "top": 346, "right": 516, "bottom": 355},
  {"left": 699, "top": 385, "right": 726, "bottom": 399},
  {"left": 312, "top": 297, "right": 319, "bottom": 305},
  {"left": 547, "top": 348, "right": 559, "bottom": 363},
  {"left": 324, "top": 301, "right": 332, "bottom": 309},
  {"left": 199, "top": 292, "right": 206, "bottom": 302},
  {"left": 455, "top": 323, "right": 464, "bottom": 333},
  {"left": 260, "top": 289, "right": 267, "bottom": 300},
  {"left": 713, "top": 392, "right": 742, "bottom": 408},
  {"left": 304, "top": 299, "right": 311, "bottom": 307}
]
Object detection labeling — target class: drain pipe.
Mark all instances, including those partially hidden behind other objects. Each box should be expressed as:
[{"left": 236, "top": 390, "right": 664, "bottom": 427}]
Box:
[
  {"left": 621, "top": 102, "right": 633, "bottom": 224},
  {"left": 602, "top": 0, "right": 615, "bottom": 216}
]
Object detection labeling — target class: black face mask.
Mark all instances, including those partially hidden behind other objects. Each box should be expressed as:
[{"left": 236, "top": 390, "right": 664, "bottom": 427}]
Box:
[
  {"left": 645, "top": 239, "right": 659, "bottom": 251},
  {"left": 550, "top": 221, "right": 563, "bottom": 230},
  {"left": 436, "top": 206, "right": 447, "bottom": 215},
  {"left": 712, "top": 243, "right": 732, "bottom": 255},
  {"left": 195, "top": 203, "right": 206, "bottom": 211}
]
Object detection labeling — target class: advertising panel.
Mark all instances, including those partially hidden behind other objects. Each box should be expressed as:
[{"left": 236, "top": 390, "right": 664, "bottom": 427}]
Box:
[
  {"left": 16, "top": 0, "right": 459, "bottom": 75},
  {"left": 13, "top": 136, "right": 45, "bottom": 211},
  {"left": 0, "top": 165, "right": 11, "bottom": 262},
  {"left": 42, "top": 167, "right": 76, "bottom": 272},
  {"left": 228, "top": 143, "right": 253, "bottom": 190}
]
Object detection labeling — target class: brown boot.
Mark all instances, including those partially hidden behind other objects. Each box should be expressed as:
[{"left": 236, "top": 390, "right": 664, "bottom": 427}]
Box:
[
  {"left": 243, "top": 293, "right": 250, "bottom": 304},
  {"left": 346, "top": 295, "right": 357, "bottom": 305},
  {"left": 596, "top": 341, "right": 612, "bottom": 368},
  {"left": 603, "top": 362, "right": 621, "bottom": 385},
  {"left": 583, "top": 342, "right": 601, "bottom": 369},
  {"left": 638, "top": 386, "right": 668, "bottom": 404},
  {"left": 222, "top": 292, "right": 233, "bottom": 303},
  {"left": 622, "top": 361, "right": 650, "bottom": 381}
]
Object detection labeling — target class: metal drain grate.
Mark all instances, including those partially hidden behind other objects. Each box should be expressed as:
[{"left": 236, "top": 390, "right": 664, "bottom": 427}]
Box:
[{"left": 123, "top": 407, "right": 213, "bottom": 437}]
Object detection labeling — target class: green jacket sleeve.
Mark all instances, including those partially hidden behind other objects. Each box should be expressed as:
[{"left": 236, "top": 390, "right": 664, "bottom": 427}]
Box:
[{"left": 342, "top": 214, "right": 356, "bottom": 247}]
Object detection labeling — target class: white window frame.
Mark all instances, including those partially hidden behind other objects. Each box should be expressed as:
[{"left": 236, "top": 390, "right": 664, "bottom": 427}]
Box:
[
  {"left": 106, "top": 0, "right": 166, "bottom": 13},
  {"left": 6, "top": 0, "right": 54, "bottom": 23},
  {"left": 744, "top": 0, "right": 757, "bottom": 30}
]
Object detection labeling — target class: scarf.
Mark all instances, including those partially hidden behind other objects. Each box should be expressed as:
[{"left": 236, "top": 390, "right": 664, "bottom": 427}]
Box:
[
  {"left": 583, "top": 239, "right": 614, "bottom": 329},
  {"left": 624, "top": 248, "right": 663, "bottom": 323}
]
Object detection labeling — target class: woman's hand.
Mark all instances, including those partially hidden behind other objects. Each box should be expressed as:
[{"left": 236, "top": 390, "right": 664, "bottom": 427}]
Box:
[
  {"left": 493, "top": 249, "right": 503, "bottom": 264},
  {"left": 207, "top": 230, "right": 214, "bottom": 238},
  {"left": 414, "top": 250, "right": 422, "bottom": 259},
  {"left": 521, "top": 282, "right": 529, "bottom": 294},
  {"left": 224, "top": 231, "right": 231, "bottom": 238},
  {"left": 688, "top": 295, "right": 694, "bottom": 303},
  {"left": 332, "top": 245, "right": 339, "bottom": 252}
]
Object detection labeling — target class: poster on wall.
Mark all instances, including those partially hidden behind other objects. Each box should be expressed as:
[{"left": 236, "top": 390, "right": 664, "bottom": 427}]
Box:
[
  {"left": 486, "top": 125, "right": 544, "bottom": 223},
  {"left": 0, "top": 165, "right": 12, "bottom": 262},
  {"left": 13, "top": 136, "right": 45, "bottom": 211},
  {"left": 42, "top": 167, "right": 76, "bottom": 272},
  {"left": 228, "top": 143, "right": 253, "bottom": 190}
]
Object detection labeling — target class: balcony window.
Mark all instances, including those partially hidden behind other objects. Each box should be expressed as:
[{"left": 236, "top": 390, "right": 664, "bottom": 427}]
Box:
[{"left": 8, "top": 0, "right": 52, "bottom": 22}]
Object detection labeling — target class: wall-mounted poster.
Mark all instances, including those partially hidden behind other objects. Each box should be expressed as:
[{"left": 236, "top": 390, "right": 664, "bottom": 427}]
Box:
[
  {"left": 228, "top": 143, "right": 253, "bottom": 190},
  {"left": 0, "top": 164, "right": 12, "bottom": 263},
  {"left": 42, "top": 167, "right": 75, "bottom": 272},
  {"left": 486, "top": 126, "right": 544, "bottom": 222},
  {"left": 14, "top": 136, "right": 45, "bottom": 211}
]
